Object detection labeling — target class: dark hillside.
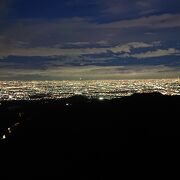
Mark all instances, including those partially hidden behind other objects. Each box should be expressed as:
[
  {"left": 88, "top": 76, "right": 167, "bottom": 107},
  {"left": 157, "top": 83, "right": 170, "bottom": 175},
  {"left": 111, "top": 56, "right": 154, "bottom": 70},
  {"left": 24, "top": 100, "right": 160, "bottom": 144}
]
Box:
[{"left": 0, "top": 93, "right": 180, "bottom": 177}]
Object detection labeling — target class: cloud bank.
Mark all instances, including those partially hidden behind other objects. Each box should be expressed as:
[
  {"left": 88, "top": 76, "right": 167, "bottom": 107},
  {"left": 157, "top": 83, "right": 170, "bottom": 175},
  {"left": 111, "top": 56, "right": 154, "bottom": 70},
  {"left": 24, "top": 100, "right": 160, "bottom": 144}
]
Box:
[
  {"left": 0, "top": 0, "right": 180, "bottom": 80},
  {"left": 0, "top": 65, "right": 179, "bottom": 80}
]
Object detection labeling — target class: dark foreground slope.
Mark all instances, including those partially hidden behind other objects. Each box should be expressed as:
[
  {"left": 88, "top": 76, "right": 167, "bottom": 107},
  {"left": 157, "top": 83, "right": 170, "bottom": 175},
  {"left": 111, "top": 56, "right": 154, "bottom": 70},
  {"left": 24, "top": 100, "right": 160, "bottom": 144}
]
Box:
[{"left": 0, "top": 93, "right": 180, "bottom": 177}]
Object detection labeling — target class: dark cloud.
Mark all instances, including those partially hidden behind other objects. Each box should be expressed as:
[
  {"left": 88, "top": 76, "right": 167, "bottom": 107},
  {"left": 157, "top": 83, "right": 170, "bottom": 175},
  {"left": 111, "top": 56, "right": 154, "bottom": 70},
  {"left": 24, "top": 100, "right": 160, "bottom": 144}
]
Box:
[
  {"left": 100, "top": 0, "right": 180, "bottom": 18},
  {"left": 1, "top": 13, "right": 180, "bottom": 52},
  {"left": 0, "top": 0, "right": 14, "bottom": 33},
  {"left": 0, "top": 0, "right": 13, "bottom": 18}
]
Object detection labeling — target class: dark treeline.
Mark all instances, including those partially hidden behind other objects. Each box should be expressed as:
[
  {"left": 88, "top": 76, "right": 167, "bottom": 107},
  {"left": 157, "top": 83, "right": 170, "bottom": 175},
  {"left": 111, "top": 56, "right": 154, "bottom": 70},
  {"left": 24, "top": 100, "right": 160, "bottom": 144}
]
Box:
[{"left": 0, "top": 93, "right": 180, "bottom": 177}]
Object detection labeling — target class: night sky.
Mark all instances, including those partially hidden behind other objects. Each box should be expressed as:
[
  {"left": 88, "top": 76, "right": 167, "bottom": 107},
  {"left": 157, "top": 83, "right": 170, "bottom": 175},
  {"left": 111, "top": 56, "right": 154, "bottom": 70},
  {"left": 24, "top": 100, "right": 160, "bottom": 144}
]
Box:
[{"left": 0, "top": 0, "right": 180, "bottom": 80}]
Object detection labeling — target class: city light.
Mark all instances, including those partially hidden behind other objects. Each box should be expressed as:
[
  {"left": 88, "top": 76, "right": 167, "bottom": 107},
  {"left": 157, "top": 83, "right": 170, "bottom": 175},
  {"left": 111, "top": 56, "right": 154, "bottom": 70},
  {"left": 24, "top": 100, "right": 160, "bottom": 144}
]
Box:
[
  {"left": 1, "top": 135, "right": 6, "bottom": 140},
  {"left": 0, "top": 79, "right": 179, "bottom": 101},
  {"left": 99, "top": 97, "right": 104, "bottom": 100}
]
